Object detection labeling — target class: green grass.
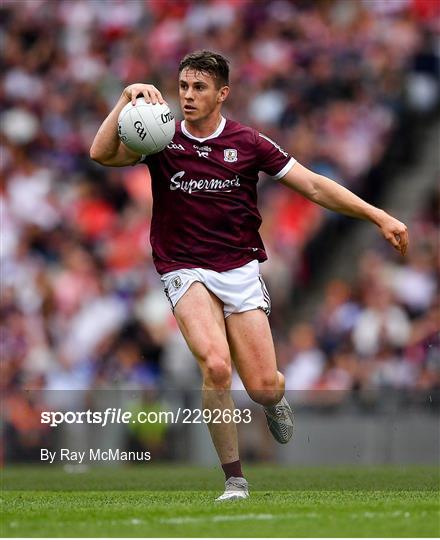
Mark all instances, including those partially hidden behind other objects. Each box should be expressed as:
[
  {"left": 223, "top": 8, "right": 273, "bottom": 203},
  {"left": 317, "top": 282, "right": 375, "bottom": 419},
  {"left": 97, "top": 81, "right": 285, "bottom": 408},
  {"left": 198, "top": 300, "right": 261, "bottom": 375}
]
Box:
[{"left": 1, "top": 465, "right": 439, "bottom": 537}]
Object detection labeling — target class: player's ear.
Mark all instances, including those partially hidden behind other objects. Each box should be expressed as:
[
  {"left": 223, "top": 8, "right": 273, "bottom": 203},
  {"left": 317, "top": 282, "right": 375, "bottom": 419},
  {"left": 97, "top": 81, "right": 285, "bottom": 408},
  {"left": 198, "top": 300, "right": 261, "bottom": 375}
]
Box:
[{"left": 218, "top": 85, "right": 229, "bottom": 103}]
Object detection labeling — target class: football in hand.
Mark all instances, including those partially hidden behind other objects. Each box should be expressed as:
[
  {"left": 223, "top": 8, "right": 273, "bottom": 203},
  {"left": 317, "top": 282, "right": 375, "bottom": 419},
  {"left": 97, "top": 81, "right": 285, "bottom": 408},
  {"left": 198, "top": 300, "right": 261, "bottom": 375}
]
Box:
[{"left": 118, "top": 97, "right": 175, "bottom": 155}]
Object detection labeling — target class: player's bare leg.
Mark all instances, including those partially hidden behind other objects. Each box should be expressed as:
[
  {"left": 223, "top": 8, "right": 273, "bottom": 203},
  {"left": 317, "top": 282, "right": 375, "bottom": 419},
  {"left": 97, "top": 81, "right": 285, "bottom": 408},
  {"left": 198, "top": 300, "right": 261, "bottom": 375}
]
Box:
[
  {"left": 226, "top": 309, "right": 282, "bottom": 405},
  {"left": 174, "top": 282, "right": 248, "bottom": 499},
  {"left": 226, "top": 309, "right": 294, "bottom": 444}
]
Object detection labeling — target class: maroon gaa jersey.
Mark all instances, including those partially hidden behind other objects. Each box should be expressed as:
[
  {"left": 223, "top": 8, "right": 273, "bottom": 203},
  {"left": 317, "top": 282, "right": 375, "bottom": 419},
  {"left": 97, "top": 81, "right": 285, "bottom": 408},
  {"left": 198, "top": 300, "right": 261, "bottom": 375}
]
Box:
[{"left": 139, "top": 117, "right": 296, "bottom": 274}]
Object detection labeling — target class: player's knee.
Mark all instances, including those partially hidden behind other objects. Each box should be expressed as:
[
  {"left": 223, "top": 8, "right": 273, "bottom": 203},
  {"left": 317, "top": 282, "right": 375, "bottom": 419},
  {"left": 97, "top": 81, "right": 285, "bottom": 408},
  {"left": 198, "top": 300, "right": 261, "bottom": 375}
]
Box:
[
  {"left": 246, "top": 374, "right": 282, "bottom": 406},
  {"left": 204, "top": 355, "right": 232, "bottom": 389}
]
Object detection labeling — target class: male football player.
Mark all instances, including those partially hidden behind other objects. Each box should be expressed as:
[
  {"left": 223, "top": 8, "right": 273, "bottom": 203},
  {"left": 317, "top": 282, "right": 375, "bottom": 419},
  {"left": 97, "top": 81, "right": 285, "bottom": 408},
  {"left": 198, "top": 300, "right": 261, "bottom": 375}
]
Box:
[{"left": 90, "top": 50, "right": 408, "bottom": 500}]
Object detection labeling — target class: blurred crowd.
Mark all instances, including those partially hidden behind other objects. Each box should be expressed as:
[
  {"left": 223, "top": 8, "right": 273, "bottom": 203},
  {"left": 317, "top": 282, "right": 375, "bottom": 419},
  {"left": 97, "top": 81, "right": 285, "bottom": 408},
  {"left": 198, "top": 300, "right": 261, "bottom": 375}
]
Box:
[
  {"left": 1, "top": 0, "right": 439, "bottom": 421},
  {"left": 277, "top": 187, "right": 439, "bottom": 401}
]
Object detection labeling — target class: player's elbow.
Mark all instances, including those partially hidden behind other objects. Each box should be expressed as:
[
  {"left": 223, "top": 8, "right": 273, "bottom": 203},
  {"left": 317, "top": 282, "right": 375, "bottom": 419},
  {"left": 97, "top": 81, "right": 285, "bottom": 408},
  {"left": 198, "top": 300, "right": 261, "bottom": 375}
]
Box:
[
  {"left": 90, "top": 145, "right": 113, "bottom": 166},
  {"left": 308, "top": 174, "right": 326, "bottom": 203},
  {"left": 89, "top": 145, "right": 104, "bottom": 164},
  {"left": 297, "top": 180, "right": 319, "bottom": 202},
  {"left": 307, "top": 185, "right": 320, "bottom": 202}
]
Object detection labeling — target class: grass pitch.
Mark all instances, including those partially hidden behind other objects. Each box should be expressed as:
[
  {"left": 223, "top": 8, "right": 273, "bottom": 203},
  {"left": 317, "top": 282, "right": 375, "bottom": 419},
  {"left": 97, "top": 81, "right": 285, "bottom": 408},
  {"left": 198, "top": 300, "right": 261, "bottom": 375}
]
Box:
[{"left": 1, "top": 465, "right": 439, "bottom": 537}]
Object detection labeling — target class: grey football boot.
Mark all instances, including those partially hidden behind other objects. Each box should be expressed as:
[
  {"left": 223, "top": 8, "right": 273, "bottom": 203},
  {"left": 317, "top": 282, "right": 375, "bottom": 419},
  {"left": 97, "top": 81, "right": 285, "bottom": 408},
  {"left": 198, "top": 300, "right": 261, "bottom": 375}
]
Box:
[
  {"left": 263, "top": 396, "right": 294, "bottom": 444},
  {"left": 216, "top": 477, "right": 249, "bottom": 501}
]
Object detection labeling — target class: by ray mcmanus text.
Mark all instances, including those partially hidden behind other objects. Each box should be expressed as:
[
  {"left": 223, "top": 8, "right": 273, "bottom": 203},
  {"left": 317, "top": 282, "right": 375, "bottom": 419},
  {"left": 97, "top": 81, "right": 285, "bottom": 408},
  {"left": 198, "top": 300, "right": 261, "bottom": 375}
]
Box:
[{"left": 41, "top": 448, "right": 152, "bottom": 464}]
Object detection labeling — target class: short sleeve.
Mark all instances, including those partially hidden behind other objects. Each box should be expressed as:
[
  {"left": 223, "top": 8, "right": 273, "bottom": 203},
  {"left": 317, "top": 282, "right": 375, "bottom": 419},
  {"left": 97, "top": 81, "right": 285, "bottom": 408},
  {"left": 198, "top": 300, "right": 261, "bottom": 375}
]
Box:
[
  {"left": 134, "top": 154, "right": 148, "bottom": 165},
  {"left": 254, "top": 131, "right": 296, "bottom": 180},
  {"left": 134, "top": 147, "right": 167, "bottom": 166}
]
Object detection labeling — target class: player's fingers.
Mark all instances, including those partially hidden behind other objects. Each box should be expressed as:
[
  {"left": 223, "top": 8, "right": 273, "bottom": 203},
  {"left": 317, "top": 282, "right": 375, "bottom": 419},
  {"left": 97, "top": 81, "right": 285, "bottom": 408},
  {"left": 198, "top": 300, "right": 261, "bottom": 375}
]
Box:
[
  {"left": 150, "top": 90, "right": 164, "bottom": 105},
  {"left": 392, "top": 233, "right": 406, "bottom": 255},
  {"left": 144, "top": 86, "right": 163, "bottom": 105},
  {"left": 131, "top": 85, "right": 164, "bottom": 105},
  {"left": 386, "top": 232, "right": 400, "bottom": 250},
  {"left": 142, "top": 89, "right": 156, "bottom": 104},
  {"left": 131, "top": 88, "right": 138, "bottom": 105},
  {"left": 399, "top": 228, "right": 409, "bottom": 256},
  {"left": 389, "top": 235, "right": 400, "bottom": 251}
]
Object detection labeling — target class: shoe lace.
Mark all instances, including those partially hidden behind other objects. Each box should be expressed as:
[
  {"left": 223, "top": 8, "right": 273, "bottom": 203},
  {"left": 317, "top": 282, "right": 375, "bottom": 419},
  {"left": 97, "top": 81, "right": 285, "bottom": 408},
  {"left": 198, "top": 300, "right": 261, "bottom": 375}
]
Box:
[{"left": 273, "top": 405, "right": 289, "bottom": 421}]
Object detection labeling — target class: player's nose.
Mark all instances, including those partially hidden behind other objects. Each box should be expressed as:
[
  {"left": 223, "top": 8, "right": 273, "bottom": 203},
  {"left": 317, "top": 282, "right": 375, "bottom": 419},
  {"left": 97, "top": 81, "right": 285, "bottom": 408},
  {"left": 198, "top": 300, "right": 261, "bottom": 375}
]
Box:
[{"left": 184, "top": 88, "right": 194, "bottom": 100}]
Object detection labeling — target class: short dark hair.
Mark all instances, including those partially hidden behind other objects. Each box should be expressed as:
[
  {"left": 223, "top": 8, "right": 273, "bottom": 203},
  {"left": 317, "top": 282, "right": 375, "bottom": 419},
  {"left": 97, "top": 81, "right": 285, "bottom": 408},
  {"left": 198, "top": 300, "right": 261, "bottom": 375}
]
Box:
[{"left": 179, "top": 50, "right": 229, "bottom": 88}]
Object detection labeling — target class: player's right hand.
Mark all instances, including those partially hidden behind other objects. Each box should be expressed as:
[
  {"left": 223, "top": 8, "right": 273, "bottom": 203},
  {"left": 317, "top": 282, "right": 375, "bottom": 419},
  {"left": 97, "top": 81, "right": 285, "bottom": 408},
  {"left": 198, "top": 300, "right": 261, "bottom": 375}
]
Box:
[{"left": 123, "top": 83, "right": 164, "bottom": 105}]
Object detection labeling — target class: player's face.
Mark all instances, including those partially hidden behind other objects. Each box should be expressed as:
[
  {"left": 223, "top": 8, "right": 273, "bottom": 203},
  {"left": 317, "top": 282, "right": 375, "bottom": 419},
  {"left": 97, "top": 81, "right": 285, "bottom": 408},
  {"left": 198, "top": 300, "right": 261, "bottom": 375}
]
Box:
[{"left": 179, "top": 68, "right": 229, "bottom": 124}]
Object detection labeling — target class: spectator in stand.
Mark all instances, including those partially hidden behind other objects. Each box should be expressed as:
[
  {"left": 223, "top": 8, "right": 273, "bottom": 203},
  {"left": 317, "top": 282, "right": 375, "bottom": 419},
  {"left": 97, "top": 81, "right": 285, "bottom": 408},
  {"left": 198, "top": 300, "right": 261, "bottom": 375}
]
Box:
[
  {"left": 352, "top": 284, "right": 411, "bottom": 358},
  {"left": 315, "top": 280, "right": 360, "bottom": 356},
  {"left": 284, "top": 324, "right": 326, "bottom": 395}
]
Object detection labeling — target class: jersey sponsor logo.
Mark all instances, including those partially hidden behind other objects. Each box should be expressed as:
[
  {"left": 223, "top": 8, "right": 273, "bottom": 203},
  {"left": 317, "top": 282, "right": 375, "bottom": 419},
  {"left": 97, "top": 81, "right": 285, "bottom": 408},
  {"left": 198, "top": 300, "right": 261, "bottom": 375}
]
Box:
[
  {"left": 224, "top": 149, "right": 238, "bottom": 162},
  {"left": 170, "top": 171, "right": 241, "bottom": 194},
  {"left": 167, "top": 141, "right": 185, "bottom": 151},
  {"left": 134, "top": 121, "right": 147, "bottom": 141},
  {"left": 193, "top": 144, "right": 211, "bottom": 159},
  {"left": 258, "top": 133, "right": 288, "bottom": 157}
]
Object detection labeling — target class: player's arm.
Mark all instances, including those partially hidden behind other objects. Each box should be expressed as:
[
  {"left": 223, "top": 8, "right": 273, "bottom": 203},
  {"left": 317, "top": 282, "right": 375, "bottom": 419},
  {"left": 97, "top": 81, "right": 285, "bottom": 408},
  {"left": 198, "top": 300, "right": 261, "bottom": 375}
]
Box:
[
  {"left": 90, "top": 83, "right": 164, "bottom": 167},
  {"left": 280, "top": 162, "right": 409, "bottom": 255}
]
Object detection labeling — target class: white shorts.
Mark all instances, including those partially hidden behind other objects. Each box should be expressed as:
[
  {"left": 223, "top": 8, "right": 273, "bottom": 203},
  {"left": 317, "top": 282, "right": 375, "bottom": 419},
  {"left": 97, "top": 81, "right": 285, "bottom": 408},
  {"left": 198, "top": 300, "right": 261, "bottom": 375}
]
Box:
[{"left": 161, "top": 260, "right": 271, "bottom": 318}]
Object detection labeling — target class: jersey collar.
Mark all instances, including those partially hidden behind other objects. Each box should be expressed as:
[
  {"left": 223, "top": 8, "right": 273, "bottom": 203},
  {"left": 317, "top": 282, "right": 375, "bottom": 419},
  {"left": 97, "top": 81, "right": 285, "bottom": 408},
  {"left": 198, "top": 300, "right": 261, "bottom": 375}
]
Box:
[{"left": 181, "top": 116, "right": 226, "bottom": 143}]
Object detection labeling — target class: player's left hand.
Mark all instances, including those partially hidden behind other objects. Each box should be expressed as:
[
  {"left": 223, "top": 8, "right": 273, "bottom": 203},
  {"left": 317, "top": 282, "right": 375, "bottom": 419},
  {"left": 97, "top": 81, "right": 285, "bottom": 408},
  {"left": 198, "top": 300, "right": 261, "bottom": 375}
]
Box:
[{"left": 378, "top": 214, "right": 409, "bottom": 255}]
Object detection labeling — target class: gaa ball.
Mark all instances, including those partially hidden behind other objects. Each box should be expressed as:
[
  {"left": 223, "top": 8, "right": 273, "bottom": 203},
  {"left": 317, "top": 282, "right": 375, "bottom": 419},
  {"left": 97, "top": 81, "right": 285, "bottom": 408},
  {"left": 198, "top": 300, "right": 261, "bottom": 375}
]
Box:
[{"left": 118, "top": 98, "right": 175, "bottom": 155}]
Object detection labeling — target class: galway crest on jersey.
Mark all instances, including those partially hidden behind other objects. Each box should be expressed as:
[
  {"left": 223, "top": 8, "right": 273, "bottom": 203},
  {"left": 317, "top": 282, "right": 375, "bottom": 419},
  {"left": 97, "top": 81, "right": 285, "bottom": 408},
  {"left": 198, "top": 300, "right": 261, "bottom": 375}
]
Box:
[{"left": 224, "top": 148, "right": 238, "bottom": 162}]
